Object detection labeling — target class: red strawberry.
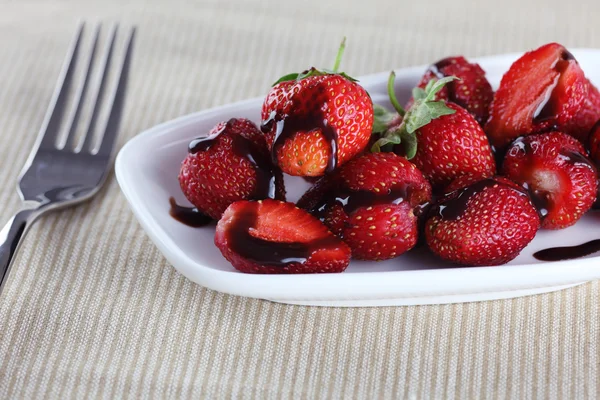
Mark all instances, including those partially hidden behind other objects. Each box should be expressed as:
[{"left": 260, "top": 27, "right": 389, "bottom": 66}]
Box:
[
  {"left": 566, "top": 81, "right": 600, "bottom": 143},
  {"left": 179, "top": 118, "right": 284, "bottom": 220},
  {"left": 485, "top": 43, "right": 590, "bottom": 149},
  {"left": 373, "top": 76, "right": 496, "bottom": 190},
  {"left": 308, "top": 152, "right": 432, "bottom": 260},
  {"left": 502, "top": 131, "right": 597, "bottom": 229},
  {"left": 215, "top": 199, "right": 350, "bottom": 274},
  {"left": 426, "top": 176, "right": 540, "bottom": 266},
  {"left": 406, "top": 56, "right": 494, "bottom": 125},
  {"left": 588, "top": 119, "right": 600, "bottom": 166},
  {"left": 261, "top": 40, "right": 374, "bottom": 177}
]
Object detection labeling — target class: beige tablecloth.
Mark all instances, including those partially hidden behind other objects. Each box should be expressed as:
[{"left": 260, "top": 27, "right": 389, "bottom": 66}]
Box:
[{"left": 1, "top": 0, "right": 600, "bottom": 398}]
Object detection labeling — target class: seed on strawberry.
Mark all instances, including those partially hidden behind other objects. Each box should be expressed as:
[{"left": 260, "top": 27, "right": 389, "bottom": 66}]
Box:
[
  {"left": 426, "top": 176, "right": 540, "bottom": 266},
  {"left": 306, "top": 152, "right": 432, "bottom": 261},
  {"left": 179, "top": 118, "right": 285, "bottom": 220},
  {"left": 372, "top": 75, "right": 496, "bottom": 190},
  {"left": 261, "top": 39, "right": 374, "bottom": 177},
  {"left": 485, "top": 43, "right": 590, "bottom": 149},
  {"left": 214, "top": 199, "right": 350, "bottom": 274},
  {"left": 502, "top": 131, "right": 597, "bottom": 229},
  {"left": 406, "top": 56, "right": 494, "bottom": 125}
]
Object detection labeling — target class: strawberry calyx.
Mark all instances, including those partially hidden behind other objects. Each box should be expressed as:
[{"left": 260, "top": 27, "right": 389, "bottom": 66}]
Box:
[
  {"left": 272, "top": 37, "right": 358, "bottom": 86},
  {"left": 371, "top": 73, "right": 458, "bottom": 159}
]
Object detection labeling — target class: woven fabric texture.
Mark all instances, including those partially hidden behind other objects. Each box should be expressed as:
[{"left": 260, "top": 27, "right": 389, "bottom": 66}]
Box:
[{"left": 1, "top": 0, "right": 600, "bottom": 398}]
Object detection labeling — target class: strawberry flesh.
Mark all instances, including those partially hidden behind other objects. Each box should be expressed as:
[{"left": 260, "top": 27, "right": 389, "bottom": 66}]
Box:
[
  {"left": 485, "top": 43, "right": 589, "bottom": 149},
  {"left": 215, "top": 200, "right": 350, "bottom": 274},
  {"left": 502, "top": 132, "right": 597, "bottom": 229}
]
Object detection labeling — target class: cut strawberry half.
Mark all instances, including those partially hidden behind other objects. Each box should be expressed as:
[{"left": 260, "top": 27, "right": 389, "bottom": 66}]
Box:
[
  {"left": 215, "top": 199, "right": 350, "bottom": 274},
  {"left": 502, "top": 132, "right": 597, "bottom": 229},
  {"left": 485, "top": 43, "right": 589, "bottom": 149}
]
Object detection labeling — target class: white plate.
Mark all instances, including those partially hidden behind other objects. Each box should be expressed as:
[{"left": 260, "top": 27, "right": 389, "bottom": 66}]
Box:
[{"left": 116, "top": 49, "right": 600, "bottom": 307}]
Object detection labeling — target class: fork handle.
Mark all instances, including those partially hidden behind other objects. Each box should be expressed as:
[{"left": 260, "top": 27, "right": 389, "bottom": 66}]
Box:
[{"left": 0, "top": 207, "right": 40, "bottom": 293}]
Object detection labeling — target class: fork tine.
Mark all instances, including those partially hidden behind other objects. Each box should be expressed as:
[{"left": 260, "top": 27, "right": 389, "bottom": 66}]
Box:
[
  {"left": 37, "top": 22, "right": 85, "bottom": 150},
  {"left": 79, "top": 24, "right": 118, "bottom": 153},
  {"left": 62, "top": 24, "right": 101, "bottom": 150},
  {"left": 95, "top": 26, "right": 135, "bottom": 158}
]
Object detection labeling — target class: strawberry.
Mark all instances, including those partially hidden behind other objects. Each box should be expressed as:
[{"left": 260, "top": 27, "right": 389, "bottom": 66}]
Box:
[
  {"left": 502, "top": 131, "right": 597, "bottom": 229},
  {"left": 588, "top": 119, "right": 600, "bottom": 166},
  {"left": 406, "top": 56, "right": 494, "bottom": 125},
  {"left": 179, "top": 118, "right": 284, "bottom": 220},
  {"left": 485, "top": 43, "right": 590, "bottom": 149},
  {"left": 307, "top": 152, "right": 432, "bottom": 260},
  {"left": 566, "top": 81, "right": 600, "bottom": 143},
  {"left": 373, "top": 75, "right": 496, "bottom": 190},
  {"left": 260, "top": 39, "right": 374, "bottom": 177},
  {"left": 214, "top": 199, "right": 350, "bottom": 274},
  {"left": 426, "top": 176, "right": 540, "bottom": 266}
]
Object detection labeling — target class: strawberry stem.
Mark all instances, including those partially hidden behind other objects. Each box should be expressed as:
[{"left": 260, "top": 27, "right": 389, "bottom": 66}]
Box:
[
  {"left": 332, "top": 37, "right": 346, "bottom": 73},
  {"left": 387, "top": 71, "right": 405, "bottom": 117}
]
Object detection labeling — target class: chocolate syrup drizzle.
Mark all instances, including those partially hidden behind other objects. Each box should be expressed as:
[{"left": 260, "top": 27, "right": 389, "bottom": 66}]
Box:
[
  {"left": 312, "top": 184, "right": 413, "bottom": 218},
  {"left": 534, "top": 239, "right": 600, "bottom": 262},
  {"left": 226, "top": 201, "right": 341, "bottom": 267},
  {"left": 168, "top": 197, "right": 212, "bottom": 227},
  {"left": 189, "top": 119, "right": 279, "bottom": 199},
  {"left": 432, "top": 178, "right": 528, "bottom": 221},
  {"left": 260, "top": 83, "right": 338, "bottom": 173}
]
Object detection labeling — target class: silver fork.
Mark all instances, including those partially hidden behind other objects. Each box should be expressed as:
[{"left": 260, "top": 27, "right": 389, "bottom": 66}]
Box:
[{"left": 0, "top": 22, "right": 135, "bottom": 292}]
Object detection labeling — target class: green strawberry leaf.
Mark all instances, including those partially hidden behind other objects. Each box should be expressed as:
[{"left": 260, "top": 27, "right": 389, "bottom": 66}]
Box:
[
  {"left": 387, "top": 71, "right": 405, "bottom": 116},
  {"left": 412, "top": 87, "right": 427, "bottom": 101},
  {"left": 371, "top": 134, "right": 401, "bottom": 153},
  {"left": 372, "top": 104, "right": 399, "bottom": 133},
  {"left": 427, "top": 101, "right": 457, "bottom": 119},
  {"left": 272, "top": 72, "right": 300, "bottom": 86},
  {"left": 400, "top": 130, "right": 418, "bottom": 159},
  {"left": 424, "top": 76, "right": 458, "bottom": 101}
]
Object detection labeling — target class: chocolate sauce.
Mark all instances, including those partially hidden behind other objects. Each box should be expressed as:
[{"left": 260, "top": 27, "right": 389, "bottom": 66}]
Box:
[
  {"left": 559, "top": 149, "right": 597, "bottom": 171},
  {"left": 189, "top": 119, "right": 278, "bottom": 199},
  {"left": 226, "top": 201, "right": 340, "bottom": 267},
  {"left": 261, "top": 83, "right": 338, "bottom": 173},
  {"left": 428, "top": 58, "right": 454, "bottom": 79},
  {"left": 534, "top": 239, "right": 600, "bottom": 262},
  {"left": 313, "top": 185, "right": 413, "bottom": 217},
  {"left": 433, "top": 178, "right": 528, "bottom": 221},
  {"left": 169, "top": 197, "right": 212, "bottom": 227},
  {"left": 532, "top": 50, "right": 577, "bottom": 124}
]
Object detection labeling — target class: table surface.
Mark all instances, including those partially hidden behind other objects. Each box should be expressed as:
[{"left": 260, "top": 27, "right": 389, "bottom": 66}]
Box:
[{"left": 1, "top": 0, "right": 600, "bottom": 398}]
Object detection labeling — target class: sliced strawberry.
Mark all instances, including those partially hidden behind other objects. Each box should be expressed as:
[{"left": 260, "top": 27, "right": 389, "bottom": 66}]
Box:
[
  {"left": 589, "top": 119, "right": 600, "bottom": 166},
  {"left": 426, "top": 176, "right": 540, "bottom": 266},
  {"left": 566, "top": 80, "right": 600, "bottom": 143},
  {"left": 215, "top": 200, "right": 350, "bottom": 274},
  {"left": 485, "top": 43, "right": 589, "bottom": 149},
  {"left": 502, "top": 131, "right": 597, "bottom": 229}
]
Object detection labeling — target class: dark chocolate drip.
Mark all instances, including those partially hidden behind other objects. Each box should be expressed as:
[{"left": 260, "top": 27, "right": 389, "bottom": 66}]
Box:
[
  {"left": 169, "top": 197, "right": 212, "bottom": 227},
  {"left": 188, "top": 119, "right": 278, "bottom": 199},
  {"left": 522, "top": 182, "right": 550, "bottom": 219},
  {"left": 316, "top": 185, "right": 412, "bottom": 216},
  {"left": 261, "top": 84, "right": 339, "bottom": 173},
  {"left": 533, "top": 50, "right": 577, "bottom": 124},
  {"left": 533, "top": 239, "right": 600, "bottom": 262},
  {"left": 227, "top": 202, "right": 340, "bottom": 267},
  {"left": 432, "top": 178, "right": 528, "bottom": 221},
  {"left": 428, "top": 57, "right": 454, "bottom": 79},
  {"left": 559, "top": 149, "right": 596, "bottom": 171}
]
